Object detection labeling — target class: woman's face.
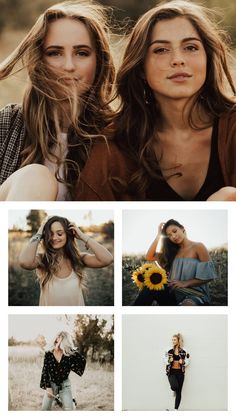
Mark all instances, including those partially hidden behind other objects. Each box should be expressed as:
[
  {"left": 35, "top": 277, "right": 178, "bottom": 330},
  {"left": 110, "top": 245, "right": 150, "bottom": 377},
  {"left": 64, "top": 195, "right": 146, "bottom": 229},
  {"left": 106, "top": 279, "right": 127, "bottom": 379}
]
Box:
[
  {"left": 172, "top": 336, "right": 179, "bottom": 347},
  {"left": 49, "top": 221, "right": 67, "bottom": 249},
  {"left": 144, "top": 17, "right": 207, "bottom": 104},
  {"left": 165, "top": 224, "right": 185, "bottom": 245},
  {"left": 43, "top": 17, "right": 97, "bottom": 95}
]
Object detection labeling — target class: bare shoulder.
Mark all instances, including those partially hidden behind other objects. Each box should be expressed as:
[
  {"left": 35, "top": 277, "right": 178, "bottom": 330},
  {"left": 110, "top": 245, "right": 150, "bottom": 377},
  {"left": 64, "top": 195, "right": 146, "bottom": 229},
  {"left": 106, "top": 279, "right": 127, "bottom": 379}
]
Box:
[{"left": 193, "top": 242, "right": 209, "bottom": 261}]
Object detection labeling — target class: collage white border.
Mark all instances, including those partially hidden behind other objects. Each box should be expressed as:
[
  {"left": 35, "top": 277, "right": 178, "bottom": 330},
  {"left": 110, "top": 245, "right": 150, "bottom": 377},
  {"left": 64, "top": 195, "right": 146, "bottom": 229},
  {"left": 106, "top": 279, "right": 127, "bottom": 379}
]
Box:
[{"left": 1, "top": 199, "right": 235, "bottom": 418}]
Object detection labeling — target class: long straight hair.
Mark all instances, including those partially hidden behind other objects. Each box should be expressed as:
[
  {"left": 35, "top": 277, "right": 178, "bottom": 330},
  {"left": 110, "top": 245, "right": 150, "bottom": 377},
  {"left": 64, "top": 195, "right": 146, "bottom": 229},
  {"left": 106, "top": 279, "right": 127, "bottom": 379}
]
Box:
[
  {"left": 113, "top": 0, "right": 236, "bottom": 195},
  {"left": 0, "top": 1, "right": 115, "bottom": 198},
  {"left": 158, "top": 219, "right": 185, "bottom": 271}
]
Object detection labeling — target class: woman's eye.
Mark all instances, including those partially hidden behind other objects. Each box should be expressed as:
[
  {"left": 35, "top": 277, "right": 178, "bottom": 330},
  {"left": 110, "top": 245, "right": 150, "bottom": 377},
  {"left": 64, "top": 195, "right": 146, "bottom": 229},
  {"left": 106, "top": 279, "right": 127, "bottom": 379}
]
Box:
[
  {"left": 153, "top": 47, "right": 169, "bottom": 54},
  {"left": 75, "top": 50, "right": 90, "bottom": 57},
  {"left": 185, "top": 45, "right": 198, "bottom": 51},
  {"left": 45, "top": 50, "right": 61, "bottom": 57}
]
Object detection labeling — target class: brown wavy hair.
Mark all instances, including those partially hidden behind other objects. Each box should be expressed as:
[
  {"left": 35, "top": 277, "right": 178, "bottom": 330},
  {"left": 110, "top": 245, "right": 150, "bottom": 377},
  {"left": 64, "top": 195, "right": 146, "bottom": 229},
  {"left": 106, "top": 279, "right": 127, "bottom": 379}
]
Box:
[
  {"left": 158, "top": 219, "right": 185, "bottom": 271},
  {"left": 0, "top": 1, "right": 115, "bottom": 198},
  {"left": 113, "top": 0, "right": 236, "bottom": 196},
  {"left": 36, "top": 216, "right": 85, "bottom": 288}
]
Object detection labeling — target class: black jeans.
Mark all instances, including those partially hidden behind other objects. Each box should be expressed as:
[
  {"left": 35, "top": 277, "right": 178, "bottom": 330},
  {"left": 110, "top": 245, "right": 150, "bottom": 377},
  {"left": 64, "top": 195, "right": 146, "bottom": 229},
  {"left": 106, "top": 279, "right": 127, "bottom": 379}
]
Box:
[
  {"left": 168, "top": 370, "right": 185, "bottom": 410},
  {"left": 133, "top": 285, "right": 177, "bottom": 306}
]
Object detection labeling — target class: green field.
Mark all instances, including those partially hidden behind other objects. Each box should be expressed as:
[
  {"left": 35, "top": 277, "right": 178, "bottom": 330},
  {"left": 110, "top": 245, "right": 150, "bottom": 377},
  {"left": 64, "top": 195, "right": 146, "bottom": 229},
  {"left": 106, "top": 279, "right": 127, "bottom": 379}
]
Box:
[{"left": 122, "top": 248, "right": 228, "bottom": 306}]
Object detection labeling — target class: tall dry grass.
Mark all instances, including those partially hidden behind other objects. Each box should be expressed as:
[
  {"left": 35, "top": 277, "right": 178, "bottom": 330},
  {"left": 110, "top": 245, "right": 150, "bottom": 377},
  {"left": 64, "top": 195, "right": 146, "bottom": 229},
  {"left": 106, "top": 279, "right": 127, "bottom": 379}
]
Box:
[{"left": 9, "top": 345, "right": 114, "bottom": 411}]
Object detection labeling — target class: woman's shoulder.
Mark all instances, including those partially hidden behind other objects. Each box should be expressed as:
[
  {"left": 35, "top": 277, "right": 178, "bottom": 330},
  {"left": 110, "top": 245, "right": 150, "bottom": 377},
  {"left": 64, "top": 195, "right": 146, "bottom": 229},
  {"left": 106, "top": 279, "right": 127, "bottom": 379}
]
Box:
[{"left": 0, "top": 103, "right": 23, "bottom": 120}]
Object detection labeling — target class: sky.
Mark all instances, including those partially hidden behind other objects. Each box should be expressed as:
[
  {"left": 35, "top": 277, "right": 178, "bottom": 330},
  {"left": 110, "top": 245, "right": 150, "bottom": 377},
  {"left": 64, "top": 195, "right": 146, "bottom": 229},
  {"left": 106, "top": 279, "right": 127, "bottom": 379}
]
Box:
[
  {"left": 8, "top": 314, "right": 113, "bottom": 341},
  {"left": 122, "top": 209, "right": 227, "bottom": 254},
  {"left": 8, "top": 209, "right": 113, "bottom": 230}
]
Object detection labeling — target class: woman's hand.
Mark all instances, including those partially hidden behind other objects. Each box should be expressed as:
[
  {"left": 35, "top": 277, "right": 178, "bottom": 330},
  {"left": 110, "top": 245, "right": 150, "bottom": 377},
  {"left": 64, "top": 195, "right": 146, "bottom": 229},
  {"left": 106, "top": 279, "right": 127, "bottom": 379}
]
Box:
[
  {"left": 168, "top": 280, "right": 187, "bottom": 288},
  {"left": 68, "top": 222, "right": 85, "bottom": 240},
  {"left": 178, "top": 358, "right": 183, "bottom": 364},
  {"left": 37, "top": 216, "right": 52, "bottom": 235},
  {"left": 158, "top": 222, "right": 165, "bottom": 236},
  {"left": 46, "top": 388, "right": 54, "bottom": 399}
]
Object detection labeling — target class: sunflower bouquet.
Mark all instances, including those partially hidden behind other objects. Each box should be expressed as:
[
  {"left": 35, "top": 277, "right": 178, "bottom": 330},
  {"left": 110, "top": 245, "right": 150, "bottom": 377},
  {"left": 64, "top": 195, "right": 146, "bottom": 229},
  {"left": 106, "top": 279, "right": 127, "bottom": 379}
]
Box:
[{"left": 132, "top": 262, "right": 168, "bottom": 291}]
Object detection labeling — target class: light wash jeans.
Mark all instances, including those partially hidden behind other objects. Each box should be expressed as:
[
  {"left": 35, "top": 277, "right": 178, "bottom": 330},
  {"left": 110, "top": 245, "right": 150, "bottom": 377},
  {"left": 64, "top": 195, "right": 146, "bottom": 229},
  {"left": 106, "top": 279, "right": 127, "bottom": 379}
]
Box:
[{"left": 41, "top": 378, "right": 74, "bottom": 411}]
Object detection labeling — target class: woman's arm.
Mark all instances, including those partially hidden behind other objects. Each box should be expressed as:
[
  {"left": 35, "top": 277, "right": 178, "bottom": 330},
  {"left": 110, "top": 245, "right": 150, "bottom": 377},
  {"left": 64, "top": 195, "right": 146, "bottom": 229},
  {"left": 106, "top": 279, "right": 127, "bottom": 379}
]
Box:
[
  {"left": 40, "top": 352, "right": 51, "bottom": 390},
  {"left": 146, "top": 223, "right": 165, "bottom": 261},
  {"left": 69, "top": 223, "right": 113, "bottom": 268},
  {"left": 18, "top": 219, "right": 47, "bottom": 270}
]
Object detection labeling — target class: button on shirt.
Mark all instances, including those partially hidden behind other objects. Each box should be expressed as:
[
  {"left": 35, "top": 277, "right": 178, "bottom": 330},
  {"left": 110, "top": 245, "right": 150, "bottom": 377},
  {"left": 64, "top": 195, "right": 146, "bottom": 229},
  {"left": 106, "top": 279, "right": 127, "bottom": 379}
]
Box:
[{"left": 40, "top": 351, "right": 86, "bottom": 389}]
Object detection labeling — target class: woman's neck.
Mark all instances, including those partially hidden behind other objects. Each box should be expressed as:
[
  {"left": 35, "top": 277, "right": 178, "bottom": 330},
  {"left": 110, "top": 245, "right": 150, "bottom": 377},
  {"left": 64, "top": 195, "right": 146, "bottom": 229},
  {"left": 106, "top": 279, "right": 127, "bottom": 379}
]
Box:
[{"left": 156, "top": 97, "right": 210, "bottom": 131}]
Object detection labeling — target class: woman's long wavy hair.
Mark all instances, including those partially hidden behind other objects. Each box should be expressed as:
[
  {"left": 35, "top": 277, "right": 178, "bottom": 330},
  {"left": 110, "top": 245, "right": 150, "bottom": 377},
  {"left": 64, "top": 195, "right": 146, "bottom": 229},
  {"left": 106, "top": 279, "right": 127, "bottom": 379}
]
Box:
[
  {"left": 47, "top": 331, "right": 77, "bottom": 356},
  {"left": 158, "top": 219, "right": 185, "bottom": 271},
  {"left": 36, "top": 216, "right": 85, "bottom": 288},
  {"left": 113, "top": 0, "right": 236, "bottom": 196},
  {"left": 0, "top": 1, "right": 115, "bottom": 198}
]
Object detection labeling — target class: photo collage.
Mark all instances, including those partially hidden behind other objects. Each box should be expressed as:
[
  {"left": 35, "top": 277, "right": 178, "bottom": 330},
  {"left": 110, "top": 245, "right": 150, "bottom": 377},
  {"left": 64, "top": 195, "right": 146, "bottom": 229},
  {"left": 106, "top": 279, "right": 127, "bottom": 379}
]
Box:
[{"left": 0, "top": 1, "right": 235, "bottom": 418}]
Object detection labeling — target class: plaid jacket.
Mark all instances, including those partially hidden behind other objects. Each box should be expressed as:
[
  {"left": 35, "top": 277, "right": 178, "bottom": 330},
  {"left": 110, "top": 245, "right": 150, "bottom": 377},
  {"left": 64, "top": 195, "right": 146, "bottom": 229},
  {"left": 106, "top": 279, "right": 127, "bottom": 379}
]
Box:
[
  {"left": 164, "top": 348, "right": 190, "bottom": 376},
  {"left": 0, "top": 104, "right": 25, "bottom": 185}
]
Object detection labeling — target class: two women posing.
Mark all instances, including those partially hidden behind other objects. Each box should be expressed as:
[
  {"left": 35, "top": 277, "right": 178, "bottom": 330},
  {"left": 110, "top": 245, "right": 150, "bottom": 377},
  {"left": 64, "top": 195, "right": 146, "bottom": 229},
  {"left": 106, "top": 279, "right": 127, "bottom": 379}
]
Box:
[{"left": 1, "top": 0, "right": 236, "bottom": 201}]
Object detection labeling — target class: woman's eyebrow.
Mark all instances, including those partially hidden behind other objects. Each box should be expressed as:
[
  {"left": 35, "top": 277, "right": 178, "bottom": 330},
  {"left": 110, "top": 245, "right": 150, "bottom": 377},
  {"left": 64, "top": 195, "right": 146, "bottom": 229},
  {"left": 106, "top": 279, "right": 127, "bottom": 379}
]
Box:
[
  {"left": 149, "top": 37, "right": 202, "bottom": 47},
  {"left": 44, "top": 44, "right": 92, "bottom": 50}
]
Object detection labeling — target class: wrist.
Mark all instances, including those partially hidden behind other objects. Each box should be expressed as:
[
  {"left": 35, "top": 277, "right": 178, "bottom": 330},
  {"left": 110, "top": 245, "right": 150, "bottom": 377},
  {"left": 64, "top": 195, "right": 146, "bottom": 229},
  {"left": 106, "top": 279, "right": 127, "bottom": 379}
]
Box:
[{"left": 30, "top": 233, "right": 42, "bottom": 243}]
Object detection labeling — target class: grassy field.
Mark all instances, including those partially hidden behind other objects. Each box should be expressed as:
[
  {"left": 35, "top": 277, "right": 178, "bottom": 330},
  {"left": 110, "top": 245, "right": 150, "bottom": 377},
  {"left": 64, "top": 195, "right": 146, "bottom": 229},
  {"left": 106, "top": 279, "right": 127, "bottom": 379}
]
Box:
[
  {"left": 122, "top": 247, "right": 228, "bottom": 306},
  {"left": 8, "top": 231, "right": 114, "bottom": 306},
  {"left": 8, "top": 345, "right": 113, "bottom": 411}
]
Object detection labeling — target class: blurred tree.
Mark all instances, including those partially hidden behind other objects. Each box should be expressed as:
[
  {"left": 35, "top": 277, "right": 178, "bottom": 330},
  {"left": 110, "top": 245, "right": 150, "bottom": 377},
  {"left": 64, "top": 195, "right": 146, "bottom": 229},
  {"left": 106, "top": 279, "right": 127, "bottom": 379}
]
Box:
[
  {"left": 8, "top": 336, "right": 17, "bottom": 346},
  {"left": 101, "top": 220, "right": 114, "bottom": 239},
  {"left": 26, "top": 209, "right": 47, "bottom": 234},
  {"left": 73, "top": 315, "right": 114, "bottom": 359}
]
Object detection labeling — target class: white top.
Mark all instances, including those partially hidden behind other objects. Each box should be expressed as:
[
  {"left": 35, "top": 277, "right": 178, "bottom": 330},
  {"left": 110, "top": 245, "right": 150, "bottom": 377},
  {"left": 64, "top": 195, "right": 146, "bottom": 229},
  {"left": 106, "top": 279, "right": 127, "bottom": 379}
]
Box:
[
  {"left": 44, "top": 132, "right": 69, "bottom": 201},
  {"left": 39, "top": 270, "right": 85, "bottom": 306}
]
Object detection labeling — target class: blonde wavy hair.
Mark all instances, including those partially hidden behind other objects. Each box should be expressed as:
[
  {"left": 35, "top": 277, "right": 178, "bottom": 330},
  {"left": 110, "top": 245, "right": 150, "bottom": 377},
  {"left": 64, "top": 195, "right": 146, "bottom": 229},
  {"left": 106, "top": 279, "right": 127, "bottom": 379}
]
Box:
[
  {"left": 47, "top": 331, "right": 77, "bottom": 356},
  {"left": 173, "top": 333, "right": 184, "bottom": 349},
  {"left": 0, "top": 1, "right": 115, "bottom": 198}
]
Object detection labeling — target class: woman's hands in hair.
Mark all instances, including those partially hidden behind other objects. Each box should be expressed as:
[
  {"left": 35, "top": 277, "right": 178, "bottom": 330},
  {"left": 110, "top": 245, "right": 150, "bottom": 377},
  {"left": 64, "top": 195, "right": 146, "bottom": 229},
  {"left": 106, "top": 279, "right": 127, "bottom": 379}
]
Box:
[
  {"left": 158, "top": 222, "right": 165, "bottom": 236},
  {"left": 68, "top": 222, "right": 85, "bottom": 240},
  {"left": 37, "top": 216, "right": 53, "bottom": 235}
]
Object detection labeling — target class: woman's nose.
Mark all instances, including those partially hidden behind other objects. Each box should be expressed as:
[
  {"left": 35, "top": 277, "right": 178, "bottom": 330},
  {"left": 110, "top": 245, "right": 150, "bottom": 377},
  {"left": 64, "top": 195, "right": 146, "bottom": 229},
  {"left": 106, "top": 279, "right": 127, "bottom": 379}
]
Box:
[
  {"left": 170, "top": 48, "right": 185, "bottom": 67},
  {"left": 63, "top": 54, "right": 76, "bottom": 71}
]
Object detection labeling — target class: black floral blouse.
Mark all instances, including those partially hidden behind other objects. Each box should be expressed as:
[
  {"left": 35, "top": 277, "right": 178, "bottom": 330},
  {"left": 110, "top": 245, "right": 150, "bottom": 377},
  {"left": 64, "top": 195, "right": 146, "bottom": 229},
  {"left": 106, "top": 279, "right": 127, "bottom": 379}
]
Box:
[{"left": 40, "top": 351, "right": 86, "bottom": 389}]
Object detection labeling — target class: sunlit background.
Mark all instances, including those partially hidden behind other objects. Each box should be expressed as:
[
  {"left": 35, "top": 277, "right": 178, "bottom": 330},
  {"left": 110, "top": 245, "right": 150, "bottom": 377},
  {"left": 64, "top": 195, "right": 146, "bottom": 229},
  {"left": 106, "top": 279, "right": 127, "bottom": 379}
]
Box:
[{"left": 123, "top": 209, "right": 227, "bottom": 254}]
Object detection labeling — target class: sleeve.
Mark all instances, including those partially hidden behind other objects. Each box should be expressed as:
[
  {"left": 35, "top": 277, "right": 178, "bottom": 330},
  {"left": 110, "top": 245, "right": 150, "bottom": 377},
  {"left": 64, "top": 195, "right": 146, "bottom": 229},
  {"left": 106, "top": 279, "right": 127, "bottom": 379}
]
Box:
[
  {"left": 40, "top": 352, "right": 51, "bottom": 389},
  {"left": 70, "top": 351, "right": 86, "bottom": 377},
  {"left": 195, "top": 260, "right": 217, "bottom": 281},
  {"left": 163, "top": 349, "right": 172, "bottom": 366},
  {"left": 183, "top": 349, "right": 190, "bottom": 367}
]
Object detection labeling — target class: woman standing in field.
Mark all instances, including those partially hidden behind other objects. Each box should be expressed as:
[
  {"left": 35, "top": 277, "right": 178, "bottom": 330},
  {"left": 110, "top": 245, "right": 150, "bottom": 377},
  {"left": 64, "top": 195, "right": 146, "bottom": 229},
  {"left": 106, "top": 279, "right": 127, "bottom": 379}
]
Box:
[
  {"left": 19, "top": 216, "right": 113, "bottom": 306},
  {"left": 135, "top": 219, "right": 216, "bottom": 306},
  {"left": 113, "top": 0, "right": 236, "bottom": 201},
  {"left": 164, "top": 333, "right": 190, "bottom": 411},
  {"left": 40, "top": 331, "right": 86, "bottom": 410},
  {"left": 0, "top": 0, "right": 132, "bottom": 201}
]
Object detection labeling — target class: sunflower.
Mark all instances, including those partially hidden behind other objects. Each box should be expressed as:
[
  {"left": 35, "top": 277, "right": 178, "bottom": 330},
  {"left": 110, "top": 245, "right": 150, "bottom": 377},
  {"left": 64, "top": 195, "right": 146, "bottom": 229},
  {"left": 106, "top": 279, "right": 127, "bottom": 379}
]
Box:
[
  {"left": 144, "top": 265, "right": 168, "bottom": 291},
  {"left": 131, "top": 265, "right": 147, "bottom": 289}
]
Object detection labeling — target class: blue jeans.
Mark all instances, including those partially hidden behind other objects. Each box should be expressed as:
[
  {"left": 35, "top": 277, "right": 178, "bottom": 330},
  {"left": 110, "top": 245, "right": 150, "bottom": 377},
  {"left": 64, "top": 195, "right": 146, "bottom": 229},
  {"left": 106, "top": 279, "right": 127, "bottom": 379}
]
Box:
[{"left": 41, "top": 378, "right": 74, "bottom": 411}]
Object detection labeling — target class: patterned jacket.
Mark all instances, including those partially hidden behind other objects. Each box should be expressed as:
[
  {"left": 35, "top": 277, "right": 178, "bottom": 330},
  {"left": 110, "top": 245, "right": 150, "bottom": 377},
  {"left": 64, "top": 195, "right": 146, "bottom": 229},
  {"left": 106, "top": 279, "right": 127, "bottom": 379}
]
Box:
[{"left": 164, "top": 348, "right": 190, "bottom": 376}]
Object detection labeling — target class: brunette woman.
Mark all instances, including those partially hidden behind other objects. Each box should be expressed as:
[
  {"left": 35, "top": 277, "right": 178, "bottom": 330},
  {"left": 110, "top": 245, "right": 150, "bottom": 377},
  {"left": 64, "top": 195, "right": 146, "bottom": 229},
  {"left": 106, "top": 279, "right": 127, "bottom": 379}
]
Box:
[
  {"left": 19, "top": 216, "right": 113, "bottom": 305},
  {"left": 114, "top": 0, "right": 236, "bottom": 201}
]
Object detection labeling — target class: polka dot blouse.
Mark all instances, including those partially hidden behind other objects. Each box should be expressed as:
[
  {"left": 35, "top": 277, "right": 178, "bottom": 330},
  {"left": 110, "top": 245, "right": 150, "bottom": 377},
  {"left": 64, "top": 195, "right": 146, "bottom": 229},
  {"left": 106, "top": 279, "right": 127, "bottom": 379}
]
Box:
[{"left": 40, "top": 351, "right": 86, "bottom": 389}]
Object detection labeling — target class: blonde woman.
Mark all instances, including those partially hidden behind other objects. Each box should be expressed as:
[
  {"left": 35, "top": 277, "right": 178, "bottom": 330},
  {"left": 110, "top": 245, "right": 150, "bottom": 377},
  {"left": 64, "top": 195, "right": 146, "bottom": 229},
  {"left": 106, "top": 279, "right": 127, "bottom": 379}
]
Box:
[
  {"left": 19, "top": 216, "right": 113, "bottom": 305},
  {"left": 0, "top": 0, "right": 127, "bottom": 201},
  {"left": 40, "top": 331, "right": 86, "bottom": 410},
  {"left": 164, "top": 333, "right": 190, "bottom": 411},
  {"left": 114, "top": 0, "right": 236, "bottom": 201}
]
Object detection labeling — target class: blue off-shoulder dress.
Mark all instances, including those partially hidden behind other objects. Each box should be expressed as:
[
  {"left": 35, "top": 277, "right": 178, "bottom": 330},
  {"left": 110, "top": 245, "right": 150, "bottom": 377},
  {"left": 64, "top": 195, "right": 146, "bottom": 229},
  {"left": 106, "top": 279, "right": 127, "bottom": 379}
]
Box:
[{"left": 169, "top": 258, "right": 217, "bottom": 304}]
